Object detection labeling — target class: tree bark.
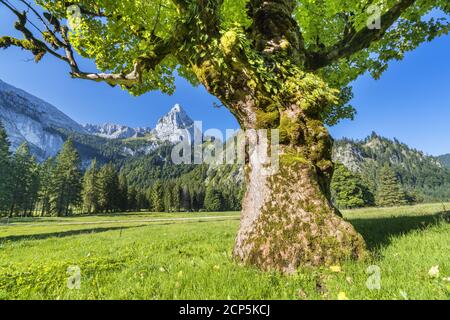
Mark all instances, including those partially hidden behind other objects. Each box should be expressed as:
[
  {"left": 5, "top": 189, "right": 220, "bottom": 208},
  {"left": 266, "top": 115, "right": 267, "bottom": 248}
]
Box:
[{"left": 232, "top": 107, "right": 367, "bottom": 273}]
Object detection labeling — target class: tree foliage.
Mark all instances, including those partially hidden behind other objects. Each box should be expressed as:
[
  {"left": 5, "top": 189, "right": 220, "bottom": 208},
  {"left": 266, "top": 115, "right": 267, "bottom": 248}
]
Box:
[
  {"left": 0, "top": 122, "right": 12, "bottom": 213},
  {"left": 331, "top": 163, "right": 374, "bottom": 209},
  {"left": 81, "top": 159, "right": 100, "bottom": 214},
  {"left": 204, "top": 187, "right": 223, "bottom": 212},
  {"left": 9, "top": 143, "right": 38, "bottom": 216},
  {"left": 0, "top": 0, "right": 448, "bottom": 125},
  {"left": 52, "top": 139, "right": 82, "bottom": 216},
  {"left": 376, "top": 164, "right": 410, "bottom": 207},
  {"left": 150, "top": 180, "right": 164, "bottom": 212}
]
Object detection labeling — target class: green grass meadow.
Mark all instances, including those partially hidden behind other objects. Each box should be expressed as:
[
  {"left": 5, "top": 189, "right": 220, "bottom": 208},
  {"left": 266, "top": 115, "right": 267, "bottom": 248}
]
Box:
[{"left": 0, "top": 203, "right": 449, "bottom": 300}]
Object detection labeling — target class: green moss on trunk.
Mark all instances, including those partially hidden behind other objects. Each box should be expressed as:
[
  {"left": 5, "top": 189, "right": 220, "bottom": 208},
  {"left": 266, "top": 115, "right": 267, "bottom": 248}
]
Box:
[{"left": 236, "top": 160, "right": 367, "bottom": 273}]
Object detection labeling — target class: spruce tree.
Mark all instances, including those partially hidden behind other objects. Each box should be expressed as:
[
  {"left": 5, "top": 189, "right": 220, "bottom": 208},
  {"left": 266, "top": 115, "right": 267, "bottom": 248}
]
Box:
[
  {"left": 181, "top": 186, "right": 191, "bottom": 212},
  {"left": 25, "top": 159, "right": 40, "bottom": 216},
  {"left": 52, "top": 139, "right": 82, "bottom": 216},
  {"left": 38, "top": 158, "right": 56, "bottom": 216},
  {"left": 376, "top": 165, "right": 409, "bottom": 207},
  {"left": 146, "top": 187, "right": 153, "bottom": 212},
  {"left": 9, "top": 143, "right": 36, "bottom": 217},
  {"left": 118, "top": 173, "right": 129, "bottom": 212},
  {"left": 163, "top": 184, "right": 173, "bottom": 212},
  {"left": 0, "top": 122, "right": 12, "bottom": 215},
  {"left": 127, "top": 186, "right": 137, "bottom": 212},
  {"left": 81, "top": 159, "right": 100, "bottom": 214},
  {"left": 204, "top": 188, "right": 223, "bottom": 212},
  {"left": 98, "top": 163, "right": 120, "bottom": 213},
  {"left": 331, "top": 163, "right": 374, "bottom": 209},
  {"left": 136, "top": 190, "right": 148, "bottom": 212},
  {"left": 171, "top": 183, "right": 181, "bottom": 213},
  {"left": 150, "top": 181, "right": 164, "bottom": 212}
]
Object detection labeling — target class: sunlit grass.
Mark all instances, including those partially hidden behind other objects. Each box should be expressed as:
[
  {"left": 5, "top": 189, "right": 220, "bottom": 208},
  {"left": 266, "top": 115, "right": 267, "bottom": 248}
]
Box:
[{"left": 0, "top": 203, "right": 448, "bottom": 300}]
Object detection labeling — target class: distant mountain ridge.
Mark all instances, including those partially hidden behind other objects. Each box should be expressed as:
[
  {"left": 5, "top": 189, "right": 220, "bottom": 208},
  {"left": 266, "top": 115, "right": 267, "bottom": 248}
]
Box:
[
  {"left": 84, "top": 104, "right": 198, "bottom": 143},
  {"left": 119, "top": 131, "right": 450, "bottom": 203},
  {"left": 84, "top": 123, "right": 151, "bottom": 140},
  {"left": 333, "top": 132, "right": 444, "bottom": 173},
  {"left": 332, "top": 133, "right": 450, "bottom": 201},
  {"left": 0, "top": 79, "right": 86, "bottom": 160},
  {"left": 0, "top": 78, "right": 197, "bottom": 161}
]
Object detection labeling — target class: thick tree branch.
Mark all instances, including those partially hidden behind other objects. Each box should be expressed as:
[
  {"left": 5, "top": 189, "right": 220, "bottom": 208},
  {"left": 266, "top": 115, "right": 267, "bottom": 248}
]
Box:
[
  {"left": 0, "top": 0, "right": 66, "bottom": 61},
  {"left": 247, "top": 0, "right": 305, "bottom": 59},
  {"left": 305, "top": 0, "right": 417, "bottom": 70}
]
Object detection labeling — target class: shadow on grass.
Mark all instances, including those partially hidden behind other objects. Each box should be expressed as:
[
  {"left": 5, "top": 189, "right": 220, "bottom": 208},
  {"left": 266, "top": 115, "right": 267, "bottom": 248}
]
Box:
[
  {"left": 2, "top": 210, "right": 447, "bottom": 251},
  {"left": 0, "top": 213, "right": 146, "bottom": 224},
  {"left": 0, "top": 212, "right": 228, "bottom": 224},
  {"left": 0, "top": 225, "right": 143, "bottom": 243},
  {"left": 0, "top": 218, "right": 239, "bottom": 244},
  {"left": 349, "top": 211, "right": 449, "bottom": 250}
]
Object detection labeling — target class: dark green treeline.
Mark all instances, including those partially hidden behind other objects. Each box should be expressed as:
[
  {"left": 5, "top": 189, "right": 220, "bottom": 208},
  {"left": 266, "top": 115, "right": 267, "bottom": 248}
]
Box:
[{"left": 0, "top": 123, "right": 238, "bottom": 216}]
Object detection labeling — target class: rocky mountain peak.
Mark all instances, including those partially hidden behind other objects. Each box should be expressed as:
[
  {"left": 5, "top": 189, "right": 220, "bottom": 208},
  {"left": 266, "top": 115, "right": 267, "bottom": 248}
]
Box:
[
  {"left": 84, "top": 104, "right": 198, "bottom": 144},
  {"left": 152, "top": 104, "right": 197, "bottom": 143},
  {"left": 332, "top": 142, "right": 366, "bottom": 173},
  {"left": 156, "top": 104, "right": 193, "bottom": 129}
]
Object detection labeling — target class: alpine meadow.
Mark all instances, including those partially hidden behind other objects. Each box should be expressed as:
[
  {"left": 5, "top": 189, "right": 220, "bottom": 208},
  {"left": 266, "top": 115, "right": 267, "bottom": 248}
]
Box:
[{"left": 0, "top": 0, "right": 449, "bottom": 303}]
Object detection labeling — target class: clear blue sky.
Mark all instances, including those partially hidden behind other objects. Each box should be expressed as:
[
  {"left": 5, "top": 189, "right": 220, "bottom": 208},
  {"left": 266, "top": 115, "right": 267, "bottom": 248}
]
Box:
[{"left": 0, "top": 9, "right": 449, "bottom": 156}]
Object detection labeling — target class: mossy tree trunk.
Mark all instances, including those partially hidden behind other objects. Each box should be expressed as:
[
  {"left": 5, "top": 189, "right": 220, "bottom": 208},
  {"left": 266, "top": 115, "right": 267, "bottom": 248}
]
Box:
[
  {"left": 191, "top": 49, "right": 367, "bottom": 271},
  {"left": 192, "top": 63, "right": 367, "bottom": 273},
  {"left": 233, "top": 119, "right": 367, "bottom": 273},
  {"left": 187, "top": 0, "right": 367, "bottom": 273}
]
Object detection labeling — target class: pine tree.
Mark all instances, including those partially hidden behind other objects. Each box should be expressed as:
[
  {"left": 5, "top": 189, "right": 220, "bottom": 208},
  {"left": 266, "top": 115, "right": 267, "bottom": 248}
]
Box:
[
  {"left": 376, "top": 165, "right": 409, "bottom": 207},
  {"left": 331, "top": 163, "right": 374, "bottom": 209},
  {"left": 0, "top": 122, "right": 12, "bottom": 215},
  {"left": 52, "top": 139, "right": 82, "bottom": 216},
  {"left": 204, "top": 188, "right": 222, "bottom": 212},
  {"left": 82, "top": 159, "right": 100, "bottom": 214}
]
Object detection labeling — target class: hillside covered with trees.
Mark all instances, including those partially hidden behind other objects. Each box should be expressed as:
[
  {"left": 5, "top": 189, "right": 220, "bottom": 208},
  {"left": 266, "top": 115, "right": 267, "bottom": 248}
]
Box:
[
  {"left": 333, "top": 133, "right": 450, "bottom": 204},
  {"left": 0, "top": 121, "right": 244, "bottom": 216},
  {"left": 1, "top": 119, "right": 449, "bottom": 217}
]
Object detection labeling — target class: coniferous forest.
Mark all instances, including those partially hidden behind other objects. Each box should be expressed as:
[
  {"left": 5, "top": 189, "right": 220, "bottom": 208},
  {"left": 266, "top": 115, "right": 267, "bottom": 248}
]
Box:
[
  {"left": 0, "top": 121, "right": 243, "bottom": 217},
  {"left": 1, "top": 118, "right": 450, "bottom": 217}
]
